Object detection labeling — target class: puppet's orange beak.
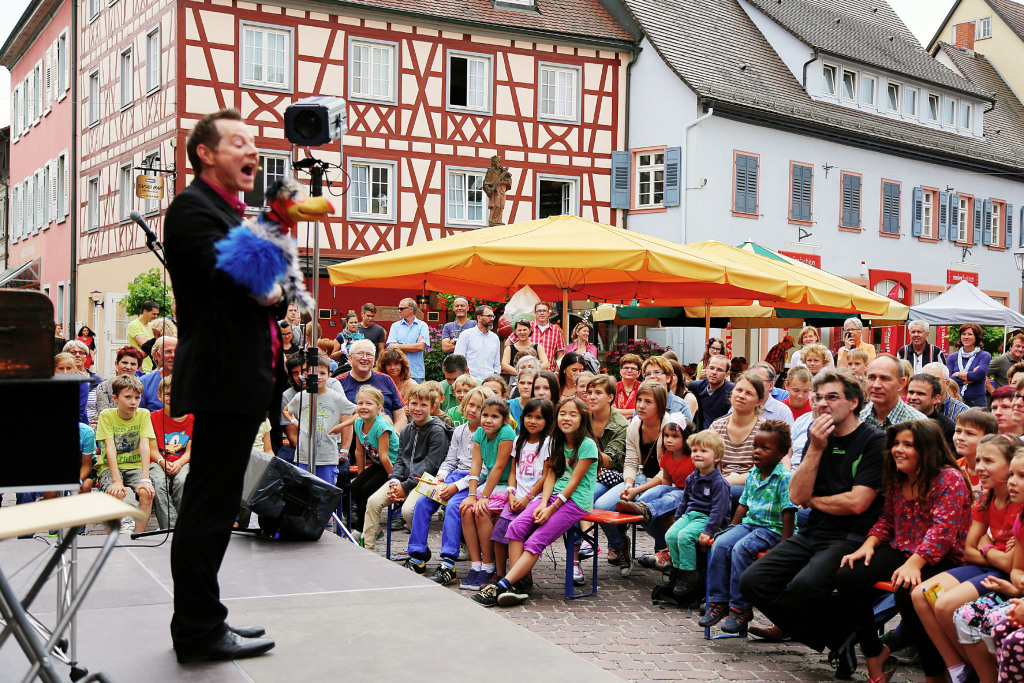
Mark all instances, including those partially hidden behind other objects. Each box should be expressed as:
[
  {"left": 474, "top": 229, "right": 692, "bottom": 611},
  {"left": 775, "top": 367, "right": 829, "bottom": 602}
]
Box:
[{"left": 286, "top": 196, "right": 335, "bottom": 223}]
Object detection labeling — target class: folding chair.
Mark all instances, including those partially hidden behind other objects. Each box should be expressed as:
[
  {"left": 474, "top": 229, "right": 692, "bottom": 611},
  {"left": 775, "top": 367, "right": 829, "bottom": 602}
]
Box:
[{"left": 0, "top": 494, "right": 145, "bottom": 683}]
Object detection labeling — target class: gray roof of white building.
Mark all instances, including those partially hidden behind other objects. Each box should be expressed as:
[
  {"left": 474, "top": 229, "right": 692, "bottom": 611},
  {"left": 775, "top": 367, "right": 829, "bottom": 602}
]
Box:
[{"left": 622, "top": 0, "right": 1024, "bottom": 174}]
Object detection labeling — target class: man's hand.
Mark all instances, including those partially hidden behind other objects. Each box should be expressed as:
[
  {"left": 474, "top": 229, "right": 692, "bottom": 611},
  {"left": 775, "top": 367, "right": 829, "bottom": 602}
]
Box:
[
  {"left": 808, "top": 414, "right": 835, "bottom": 451},
  {"left": 387, "top": 481, "right": 406, "bottom": 502}
]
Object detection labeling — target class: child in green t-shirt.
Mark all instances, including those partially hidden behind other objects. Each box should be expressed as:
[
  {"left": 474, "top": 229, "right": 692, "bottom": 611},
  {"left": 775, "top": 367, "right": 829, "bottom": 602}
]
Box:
[
  {"left": 446, "top": 374, "right": 479, "bottom": 426},
  {"left": 95, "top": 374, "right": 157, "bottom": 533}
]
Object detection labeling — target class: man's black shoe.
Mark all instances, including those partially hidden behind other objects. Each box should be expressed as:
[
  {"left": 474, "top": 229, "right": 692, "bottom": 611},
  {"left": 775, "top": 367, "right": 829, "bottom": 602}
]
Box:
[
  {"left": 176, "top": 631, "right": 275, "bottom": 664},
  {"left": 227, "top": 623, "right": 266, "bottom": 638}
]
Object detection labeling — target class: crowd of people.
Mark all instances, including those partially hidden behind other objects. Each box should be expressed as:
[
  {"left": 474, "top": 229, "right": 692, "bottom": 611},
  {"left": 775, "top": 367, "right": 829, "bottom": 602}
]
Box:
[{"left": 47, "top": 293, "right": 1024, "bottom": 682}]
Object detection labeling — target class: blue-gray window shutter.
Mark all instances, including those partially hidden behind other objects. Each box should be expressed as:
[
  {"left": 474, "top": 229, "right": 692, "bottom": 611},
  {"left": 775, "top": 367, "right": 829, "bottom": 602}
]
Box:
[
  {"left": 610, "top": 151, "right": 630, "bottom": 210},
  {"left": 664, "top": 146, "right": 681, "bottom": 207},
  {"left": 983, "top": 198, "right": 993, "bottom": 245},
  {"left": 949, "top": 193, "right": 960, "bottom": 241},
  {"left": 841, "top": 174, "right": 853, "bottom": 227},
  {"left": 734, "top": 157, "right": 747, "bottom": 213},
  {"left": 912, "top": 187, "right": 923, "bottom": 237},
  {"left": 1007, "top": 203, "right": 1013, "bottom": 248},
  {"left": 882, "top": 183, "right": 892, "bottom": 232},
  {"left": 938, "top": 191, "right": 948, "bottom": 240},
  {"left": 974, "top": 201, "right": 983, "bottom": 245},
  {"left": 887, "top": 182, "right": 901, "bottom": 233},
  {"left": 1020, "top": 205, "right": 1024, "bottom": 247},
  {"left": 735, "top": 154, "right": 757, "bottom": 215}
]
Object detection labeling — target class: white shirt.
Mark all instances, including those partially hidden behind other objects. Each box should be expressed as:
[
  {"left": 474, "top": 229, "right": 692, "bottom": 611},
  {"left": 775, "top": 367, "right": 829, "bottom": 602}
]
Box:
[{"left": 454, "top": 325, "right": 502, "bottom": 380}]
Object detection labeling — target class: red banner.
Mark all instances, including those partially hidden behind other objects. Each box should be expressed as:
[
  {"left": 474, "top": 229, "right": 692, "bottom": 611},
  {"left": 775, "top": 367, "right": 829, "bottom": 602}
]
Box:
[
  {"left": 947, "top": 270, "right": 979, "bottom": 287},
  {"left": 868, "top": 268, "right": 913, "bottom": 305},
  {"left": 880, "top": 326, "right": 900, "bottom": 354},
  {"left": 779, "top": 251, "right": 821, "bottom": 268},
  {"left": 936, "top": 325, "right": 949, "bottom": 352},
  {"left": 724, "top": 322, "right": 733, "bottom": 358}
]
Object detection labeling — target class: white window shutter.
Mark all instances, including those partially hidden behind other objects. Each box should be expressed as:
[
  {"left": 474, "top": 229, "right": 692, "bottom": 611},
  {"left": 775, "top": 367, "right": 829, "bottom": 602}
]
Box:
[
  {"left": 62, "top": 34, "right": 69, "bottom": 98},
  {"left": 63, "top": 153, "right": 70, "bottom": 219},
  {"left": 49, "top": 161, "right": 58, "bottom": 224},
  {"left": 44, "top": 47, "right": 52, "bottom": 113}
]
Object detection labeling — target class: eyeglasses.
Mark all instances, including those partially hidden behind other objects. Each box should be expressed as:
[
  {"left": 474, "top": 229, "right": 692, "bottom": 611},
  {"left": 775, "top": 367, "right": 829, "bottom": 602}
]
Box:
[
  {"left": 68, "top": 350, "right": 87, "bottom": 355},
  {"left": 351, "top": 351, "right": 374, "bottom": 358},
  {"left": 643, "top": 370, "right": 666, "bottom": 378},
  {"left": 814, "top": 392, "right": 844, "bottom": 403},
  {"left": 479, "top": 314, "right": 494, "bottom": 319},
  {"left": 398, "top": 306, "right": 411, "bottom": 311}
]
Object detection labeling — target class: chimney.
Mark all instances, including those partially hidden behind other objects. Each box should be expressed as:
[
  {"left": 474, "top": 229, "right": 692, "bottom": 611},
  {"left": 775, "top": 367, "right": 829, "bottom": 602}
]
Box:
[{"left": 954, "top": 22, "right": 976, "bottom": 51}]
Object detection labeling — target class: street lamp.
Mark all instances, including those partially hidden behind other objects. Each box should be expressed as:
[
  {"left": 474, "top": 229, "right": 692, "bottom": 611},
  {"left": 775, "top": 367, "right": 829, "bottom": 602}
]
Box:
[{"left": 1015, "top": 247, "right": 1024, "bottom": 313}]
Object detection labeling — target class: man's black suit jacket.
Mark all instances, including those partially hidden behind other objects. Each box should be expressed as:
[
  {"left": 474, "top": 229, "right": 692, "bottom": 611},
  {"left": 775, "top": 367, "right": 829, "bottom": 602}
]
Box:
[{"left": 164, "top": 178, "right": 286, "bottom": 416}]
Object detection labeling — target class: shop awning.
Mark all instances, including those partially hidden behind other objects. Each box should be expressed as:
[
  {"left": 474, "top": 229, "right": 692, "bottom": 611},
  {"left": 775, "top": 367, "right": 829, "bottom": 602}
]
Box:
[{"left": 0, "top": 259, "right": 41, "bottom": 289}]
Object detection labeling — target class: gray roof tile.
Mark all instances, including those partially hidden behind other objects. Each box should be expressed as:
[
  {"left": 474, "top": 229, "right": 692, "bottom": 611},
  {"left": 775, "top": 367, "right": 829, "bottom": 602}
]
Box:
[
  {"left": 989, "top": 0, "right": 1024, "bottom": 41},
  {"left": 624, "top": 0, "right": 1024, "bottom": 171}
]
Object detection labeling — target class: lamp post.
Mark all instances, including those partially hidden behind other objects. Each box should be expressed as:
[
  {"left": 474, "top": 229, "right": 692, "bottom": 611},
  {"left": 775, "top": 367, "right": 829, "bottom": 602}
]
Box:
[{"left": 1015, "top": 247, "right": 1024, "bottom": 314}]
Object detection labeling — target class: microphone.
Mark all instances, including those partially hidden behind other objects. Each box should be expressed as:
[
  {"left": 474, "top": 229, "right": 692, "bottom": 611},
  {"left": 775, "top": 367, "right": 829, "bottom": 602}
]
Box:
[{"left": 130, "top": 210, "right": 162, "bottom": 250}]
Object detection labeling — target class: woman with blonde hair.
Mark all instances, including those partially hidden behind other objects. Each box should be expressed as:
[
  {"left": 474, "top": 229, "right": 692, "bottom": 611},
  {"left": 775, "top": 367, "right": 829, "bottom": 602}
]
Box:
[{"left": 790, "top": 325, "right": 835, "bottom": 370}]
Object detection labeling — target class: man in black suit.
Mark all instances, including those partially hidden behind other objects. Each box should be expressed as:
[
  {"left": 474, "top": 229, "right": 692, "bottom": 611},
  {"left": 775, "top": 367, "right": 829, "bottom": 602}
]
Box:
[{"left": 164, "top": 109, "right": 280, "bottom": 663}]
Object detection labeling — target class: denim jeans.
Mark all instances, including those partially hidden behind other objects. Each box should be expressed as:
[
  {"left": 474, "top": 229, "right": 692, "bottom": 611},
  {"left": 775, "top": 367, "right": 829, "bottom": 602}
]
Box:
[
  {"left": 594, "top": 474, "right": 649, "bottom": 550},
  {"left": 408, "top": 471, "right": 469, "bottom": 561},
  {"left": 637, "top": 485, "right": 685, "bottom": 549},
  {"left": 706, "top": 523, "right": 781, "bottom": 611}
]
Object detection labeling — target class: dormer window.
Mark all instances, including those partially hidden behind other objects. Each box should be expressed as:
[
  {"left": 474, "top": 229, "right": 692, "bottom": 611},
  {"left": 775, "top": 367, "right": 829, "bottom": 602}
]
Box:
[
  {"left": 862, "top": 74, "right": 876, "bottom": 106},
  {"left": 960, "top": 102, "right": 972, "bottom": 129},
  {"left": 905, "top": 88, "right": 918, "bottom": 118},
  {"left": 841, "top": 70, "right": 857, "bottom": 101},
  {"left": 928, "top": 94, "right": 940, "bottom": 122},
  {"left": 823, "top": 64, "right": 837, "bottom": 97},
  {"left": 886, "top": 82, "right": 900, "bottom": 113},
  {"left": 495, "top": 0, "right": 536, "bottom": 9},
  {"left": 943, "top": 98, "right": 956, "bottom": 127}
]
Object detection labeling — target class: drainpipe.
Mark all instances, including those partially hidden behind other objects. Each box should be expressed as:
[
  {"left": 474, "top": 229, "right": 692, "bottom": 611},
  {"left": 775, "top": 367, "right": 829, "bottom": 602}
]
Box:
[
  {"left": 801, "top": 50, "right": 819, "bottom": 88},
  {"left": 622, "top": 45, "right": 640, "bottom": 231},
  {"left": 680, "top": 104, "right": 713, "bottom": 245},
  {"left": 68, "top": 0, "right": 79, "bottom": 338}
]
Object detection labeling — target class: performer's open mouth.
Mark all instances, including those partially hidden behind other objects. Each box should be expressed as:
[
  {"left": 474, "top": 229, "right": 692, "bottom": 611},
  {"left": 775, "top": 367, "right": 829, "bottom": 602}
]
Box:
[{"left": 241, "top": 163, "right": 256, "bottom": 178}]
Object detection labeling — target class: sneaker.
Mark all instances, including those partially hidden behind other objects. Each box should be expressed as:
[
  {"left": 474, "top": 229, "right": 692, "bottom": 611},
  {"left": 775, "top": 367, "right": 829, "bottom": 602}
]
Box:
[
  {"left": 428, "top": 565, "right": 457, "bottom": 585},
  {"left": 672, "top": 569, "right": 700, "bottom": 597},
  {"left": 497, "top": 582, "right": 529, "bottom": 606},
  {"left": 403, "top": 557, "right": 426, "bottom": 575},
  {"left": 616, "top": 500, "right": 652, "bottom": 525},
  {"left": 618, "top": 536, "right": 633, "bottom": 578},
  {"left": 698, "top": 602, "right": 729, "bottom": 628},
  {"left": 390, "top": 516, "right": 408, "bottom": 532},
  {"left": 458, "top": 543, "right": 470, "bottom": 561},
  {"left": 573, "top": 562, "right": 585, "bottom": 586},
  {"left": 652, "top": 549, "right": 673, "bottom": 572},
  {"left": 476, "top": 570, "right": 496, "bottom": 589},
  {"left": 578, "top": 539, "right": 597, "bottom": 560},
  {"left": 119, "top": 517, "right": 135, "bottom": 535},
  {"left": 720, "top": 607, "right": 753, "bottom": 634},
  {"left": 459, "top": 569, "right": 481, "bottom": 591},
  {"left": 471, "top": 583, "right": 505, "bottom": 607}
]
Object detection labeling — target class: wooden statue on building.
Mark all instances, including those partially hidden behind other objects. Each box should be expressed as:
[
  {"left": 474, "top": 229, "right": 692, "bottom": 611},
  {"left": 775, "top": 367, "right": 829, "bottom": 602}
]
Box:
[{"left": 483, "top": 155, "right": 513, "bottom": 226}]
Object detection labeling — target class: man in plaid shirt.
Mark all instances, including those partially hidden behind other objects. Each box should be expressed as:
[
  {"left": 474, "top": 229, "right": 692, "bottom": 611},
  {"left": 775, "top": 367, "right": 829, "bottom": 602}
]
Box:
[
  {"left": 529, "top": 301, "right": 566, "bottom": 372},
  {"left": 764, "top": 335, "right": 794, "bottom": 375}
]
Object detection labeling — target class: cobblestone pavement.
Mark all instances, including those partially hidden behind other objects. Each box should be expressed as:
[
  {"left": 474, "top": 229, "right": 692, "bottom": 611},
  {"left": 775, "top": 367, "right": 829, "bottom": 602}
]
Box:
[{"left": 371, "top": 520, "right": 925, "bottom": 682}]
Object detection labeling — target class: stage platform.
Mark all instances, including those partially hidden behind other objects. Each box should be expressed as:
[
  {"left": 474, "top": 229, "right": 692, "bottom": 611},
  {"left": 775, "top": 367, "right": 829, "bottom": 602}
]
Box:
[{"left": 1, "top": 531, "right": 620, "bottom": 682}]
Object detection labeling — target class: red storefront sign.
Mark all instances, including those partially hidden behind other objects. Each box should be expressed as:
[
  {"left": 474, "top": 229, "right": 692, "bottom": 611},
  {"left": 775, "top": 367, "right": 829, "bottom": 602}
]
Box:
[
  {"left": 779, "top": 251, "right": 821, "bottom": 268},
  {"left": 724, "top": 322, "right": 733, "bottom": 358},
  {"left": 947, "top": 270, "right": 979, "bottom": 287},
  {"left": 936, "top": 326, "right": 949, "bottom": 352}
]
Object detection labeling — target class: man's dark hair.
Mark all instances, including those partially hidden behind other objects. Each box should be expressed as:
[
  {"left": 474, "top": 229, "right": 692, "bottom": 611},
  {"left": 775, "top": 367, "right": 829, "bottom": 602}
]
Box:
[
  {"left": 443, "top": 354, "right": 468, "bottom": 374},
  {"left": 909, "top": 373, "right": 941, "bottom": 398},
  {"left": 474, "top": 304, "right": 491, "bottom": 318},
  {"left": 811, "top": 369, "right": 865, "bottom": 413},
  {"left": 141, "top": 300, "right": 160, "bottom": 313},
  {"left": 361, "top": 303, "right": 376, "bottom": 314},
  {"left": 186, "top": 108, "right": 243, "bottom": 173}
]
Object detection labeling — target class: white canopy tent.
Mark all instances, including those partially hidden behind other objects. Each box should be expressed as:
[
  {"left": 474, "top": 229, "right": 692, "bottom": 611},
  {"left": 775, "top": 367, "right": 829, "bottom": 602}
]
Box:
[{"left": 909, "top": 281, "right": 1024, "bottom": 327}]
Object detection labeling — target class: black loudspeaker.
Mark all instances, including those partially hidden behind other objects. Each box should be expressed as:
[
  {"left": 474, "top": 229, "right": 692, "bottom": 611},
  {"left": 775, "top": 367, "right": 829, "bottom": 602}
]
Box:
[{"left": 242, "top": 450, "right": 343, "bottom": 541}]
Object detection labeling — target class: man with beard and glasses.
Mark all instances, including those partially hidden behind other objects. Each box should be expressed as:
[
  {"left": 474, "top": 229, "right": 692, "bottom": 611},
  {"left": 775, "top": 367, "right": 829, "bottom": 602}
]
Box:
[{"left": 454, "top": 305, "right": 502, "bottom": 381}]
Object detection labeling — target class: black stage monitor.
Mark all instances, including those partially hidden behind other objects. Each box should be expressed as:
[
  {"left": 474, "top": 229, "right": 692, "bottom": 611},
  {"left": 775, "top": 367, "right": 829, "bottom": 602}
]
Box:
[{"left": 0, "top": 377, "right": 85, "bottom": 493}]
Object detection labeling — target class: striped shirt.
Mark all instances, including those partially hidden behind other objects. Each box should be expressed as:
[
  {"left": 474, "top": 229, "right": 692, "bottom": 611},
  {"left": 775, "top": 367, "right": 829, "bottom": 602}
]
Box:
[
  {"left": 710, "top": 415, "right": 765, "bottom": 477},
  {"left": 740, "top": 462, "right": 798, "bottom": 535},
  {"left": 942, "top": 395, "right": 970, "bottom": 422},
  {"left": 859, "top": 400, "right": 927, "bottom": 430},
  {"left": 530, "top": 322, "right": 566, "bottom": 372}
]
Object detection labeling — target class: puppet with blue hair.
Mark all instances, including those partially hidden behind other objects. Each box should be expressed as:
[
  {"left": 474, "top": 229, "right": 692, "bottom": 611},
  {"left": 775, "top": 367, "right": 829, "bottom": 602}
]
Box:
[{"left": 213, "top": 177, "right": 334, "bottom": 312}]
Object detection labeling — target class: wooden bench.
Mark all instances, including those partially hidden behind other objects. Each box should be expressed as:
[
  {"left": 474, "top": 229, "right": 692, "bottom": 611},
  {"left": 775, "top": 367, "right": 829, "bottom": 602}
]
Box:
[{"left": 564, "top": 509, "right": 644, "bottom": 599}]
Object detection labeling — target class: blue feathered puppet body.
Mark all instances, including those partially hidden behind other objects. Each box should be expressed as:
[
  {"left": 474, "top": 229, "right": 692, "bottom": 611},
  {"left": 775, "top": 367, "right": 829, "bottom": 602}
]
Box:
[{"left": 213, "top": 178, "right": 330, "bottom": 312}]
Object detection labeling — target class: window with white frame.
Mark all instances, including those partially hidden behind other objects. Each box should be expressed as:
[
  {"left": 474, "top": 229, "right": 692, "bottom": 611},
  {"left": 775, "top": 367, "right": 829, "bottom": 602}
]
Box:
[
  {"left": 88, "top": 0, "right": 99, "bottom": 20},
  {"left": 87, "top": 177, "right": 100, "bottom": 231},
  {"left": 960, "top": 102, "right": 972, "bottom": 130},
  {"left": 57, "top": 32, "right": 68, "bottom": 95},
  {"left": 11, "top": 186, "right": 20, "bottom": 241},
  {"left": 447, "top": 52, "right": 490, "bottom": 113},
  {"left": 841, "top": 69, "right": 856, "bottom": 102},
  {"left": 446, "top": 169, "right": 487, "bottom": 226},
  {"left": 886, "top": 82, "right": 900, "bottom": 113},
  {"left": 119, "top": 164, "right": 133, "bottom": 221},
  {"left": 822, "top": 64, "right": 837, "bottom": 97},
  {"left": 977, "top": 17, "right": 992, "bottom": 39},
  {"left": 146, "top": 27, "right": 160, "bottom": 93},
  {"left": 958, "top": 197, "right": 969, "bottom": 242},
  {"left": 242, "top": 23, "right": 291, "bottom": 91},
  {"left": 348, "top": 160, "right": 395, "bottom": 221},
  {"left": 636, "top": 152, "right": 665, "bottom": 208},
  {"left": 33, "top": 64, "right": 41, "bottom": 121},
  {"left": 862, "top": 74, "right": 876, "bottom": 106},
  {"left": 914, "top": 291, "right": 939, "bottom": 305},
  {"left": 943, "top": 98, "right": 956, "bottom": 126},
  {"left": 538, "top": 64, "right": 580, "bottom": 123},
  {"left": 928, "top": 94, "right": 940, "bottom": 122},
  {"left": 537, "top": 176, "right": 578, "bottom": 218},
  {"left": 905, "top": 88, "right": 918, "bottom": 118},
  {"left": 244, "top": 153, "right": 289, "bottom": 210},
  {"left": 349, "top": 39, "right": 396, "bottom": 104},
  {"left": 922, "top": 189, "right": 933, "bottom": 239},
  {"left": 88, "top": 71, "right": 100, "bottom": 125},
  {"left": 42, "top": 165, "right": 50, "bottom": 226},
  {"left": 11, "top": 87, "right": 18, "bottom": 139},
  {"left": 119, "top": 47, "right": 133, "bottom": 109},
  {"left": 992, "top": 202, "right": 1002, "bottom": 247}
]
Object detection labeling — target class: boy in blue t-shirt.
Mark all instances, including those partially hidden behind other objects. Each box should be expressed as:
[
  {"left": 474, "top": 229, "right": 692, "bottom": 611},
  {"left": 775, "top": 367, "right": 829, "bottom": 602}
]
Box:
[{"left": 701, "top": 421, "right": 797, "bottom": 633}]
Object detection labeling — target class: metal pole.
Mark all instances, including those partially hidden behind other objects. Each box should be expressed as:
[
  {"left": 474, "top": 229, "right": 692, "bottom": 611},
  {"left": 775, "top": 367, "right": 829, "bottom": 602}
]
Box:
[{"left": 306, "top": 161, "right": 324, "bottom": 476}]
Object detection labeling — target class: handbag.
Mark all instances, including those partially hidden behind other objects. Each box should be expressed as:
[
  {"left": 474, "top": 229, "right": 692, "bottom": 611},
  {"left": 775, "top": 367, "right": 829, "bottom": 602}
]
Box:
[{"left": 596, "top": 467, "right": 624, "bottom": 487}]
